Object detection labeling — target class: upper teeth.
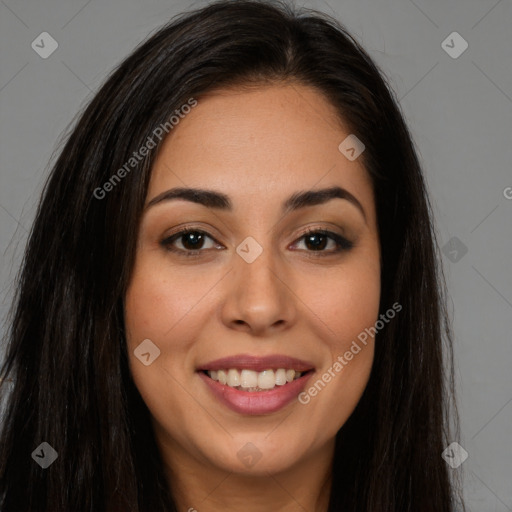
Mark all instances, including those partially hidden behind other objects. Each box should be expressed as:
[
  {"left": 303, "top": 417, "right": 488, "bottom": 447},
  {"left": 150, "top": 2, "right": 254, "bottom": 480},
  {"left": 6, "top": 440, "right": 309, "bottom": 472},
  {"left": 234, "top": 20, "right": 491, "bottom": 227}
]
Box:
[{"left": 207, "top": 368, "right": 303, "bottom": 391}]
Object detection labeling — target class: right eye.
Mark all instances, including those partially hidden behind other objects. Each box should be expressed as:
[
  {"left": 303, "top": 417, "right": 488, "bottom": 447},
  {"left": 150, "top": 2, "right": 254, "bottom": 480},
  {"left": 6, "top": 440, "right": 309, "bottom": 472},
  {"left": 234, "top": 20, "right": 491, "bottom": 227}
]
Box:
[{"left": 160, "top": 229, "right": 224, "bottom": 257}]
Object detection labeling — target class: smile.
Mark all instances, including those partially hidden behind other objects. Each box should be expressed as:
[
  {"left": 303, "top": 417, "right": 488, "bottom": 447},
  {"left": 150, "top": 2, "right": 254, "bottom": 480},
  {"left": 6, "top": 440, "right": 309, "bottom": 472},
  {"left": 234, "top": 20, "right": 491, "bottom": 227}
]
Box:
[{"left": 197, "top": 354, "right": 315, "bottom": 415}]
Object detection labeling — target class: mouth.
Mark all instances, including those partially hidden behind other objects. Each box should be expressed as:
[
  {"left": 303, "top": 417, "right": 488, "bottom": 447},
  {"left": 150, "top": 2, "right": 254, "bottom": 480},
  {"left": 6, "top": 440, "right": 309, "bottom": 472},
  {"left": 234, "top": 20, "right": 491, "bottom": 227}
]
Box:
[{"left": 197, "top": 354, "right": 315, "bottom": 415}]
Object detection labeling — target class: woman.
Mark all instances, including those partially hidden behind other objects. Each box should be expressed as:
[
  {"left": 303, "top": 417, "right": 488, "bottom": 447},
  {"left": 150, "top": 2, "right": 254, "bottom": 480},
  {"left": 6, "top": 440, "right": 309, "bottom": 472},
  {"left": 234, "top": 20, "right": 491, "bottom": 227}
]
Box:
[{"left": 0, "top": 0, "right": 464, "bottom": 510}]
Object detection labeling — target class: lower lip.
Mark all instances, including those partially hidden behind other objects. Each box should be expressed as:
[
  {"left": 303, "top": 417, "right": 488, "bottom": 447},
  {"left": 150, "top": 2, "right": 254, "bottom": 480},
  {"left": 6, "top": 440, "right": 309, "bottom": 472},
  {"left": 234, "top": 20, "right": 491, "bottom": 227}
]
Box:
[{"left": 198, "top": 371, "right": 314, "bottom": 415}]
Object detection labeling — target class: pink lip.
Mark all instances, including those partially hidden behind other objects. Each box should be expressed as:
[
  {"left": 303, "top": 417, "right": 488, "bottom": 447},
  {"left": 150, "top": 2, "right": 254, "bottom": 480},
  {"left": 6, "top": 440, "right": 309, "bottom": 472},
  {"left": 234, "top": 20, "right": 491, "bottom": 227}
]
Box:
[
  {"left": 198, "top": 354, "right": 315, "bottom": 373},
  {"left": 198, "top": 370, "right": 314, "bottom": 415}
]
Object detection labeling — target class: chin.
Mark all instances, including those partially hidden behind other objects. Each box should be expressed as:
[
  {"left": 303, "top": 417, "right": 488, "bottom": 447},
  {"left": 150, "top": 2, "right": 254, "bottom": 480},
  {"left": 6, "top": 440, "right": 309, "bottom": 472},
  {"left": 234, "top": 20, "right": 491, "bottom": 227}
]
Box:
[{"left": 202, "top": 434, "right": 310, "bottom": 476}]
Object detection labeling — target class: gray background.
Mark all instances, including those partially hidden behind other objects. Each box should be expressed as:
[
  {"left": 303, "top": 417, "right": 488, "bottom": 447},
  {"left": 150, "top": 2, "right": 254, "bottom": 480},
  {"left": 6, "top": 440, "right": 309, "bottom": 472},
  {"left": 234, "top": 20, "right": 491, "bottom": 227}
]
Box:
[{"left": 0, "top": 0, "right": 511, "bottom": 510}]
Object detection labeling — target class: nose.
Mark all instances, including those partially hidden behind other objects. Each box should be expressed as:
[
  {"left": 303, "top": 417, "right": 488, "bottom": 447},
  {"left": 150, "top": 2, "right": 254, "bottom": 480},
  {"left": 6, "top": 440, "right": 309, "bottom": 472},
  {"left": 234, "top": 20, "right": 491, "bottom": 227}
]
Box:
[{"left": 220, "top": 245, "right": 297, "bottom": 336}]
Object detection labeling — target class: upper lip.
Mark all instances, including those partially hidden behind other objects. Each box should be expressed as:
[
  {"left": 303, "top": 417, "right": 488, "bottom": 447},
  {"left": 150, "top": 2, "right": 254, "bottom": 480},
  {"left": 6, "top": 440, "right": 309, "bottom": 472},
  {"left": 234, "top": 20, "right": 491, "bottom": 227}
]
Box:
[{"left": 198, "top": 354, "right": 315, "bottom": 373}]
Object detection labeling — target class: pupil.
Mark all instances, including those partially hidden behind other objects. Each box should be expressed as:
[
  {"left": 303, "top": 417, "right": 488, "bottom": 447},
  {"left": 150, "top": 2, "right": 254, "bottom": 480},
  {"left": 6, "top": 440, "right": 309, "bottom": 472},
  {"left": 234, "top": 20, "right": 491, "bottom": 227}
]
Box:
[
  {"left": 182, "top": 232, "right": 204, "bottom": 250},
  {"left": 305, "top": 234, "right": 326, "bottom": 251}
]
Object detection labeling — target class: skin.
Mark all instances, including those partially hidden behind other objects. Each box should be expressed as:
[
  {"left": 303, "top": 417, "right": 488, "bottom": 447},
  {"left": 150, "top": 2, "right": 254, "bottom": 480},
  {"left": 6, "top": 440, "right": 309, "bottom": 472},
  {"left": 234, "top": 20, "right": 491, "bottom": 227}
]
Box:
[{"left": 124, "top": 83, "right": 381, "bottom": 512}]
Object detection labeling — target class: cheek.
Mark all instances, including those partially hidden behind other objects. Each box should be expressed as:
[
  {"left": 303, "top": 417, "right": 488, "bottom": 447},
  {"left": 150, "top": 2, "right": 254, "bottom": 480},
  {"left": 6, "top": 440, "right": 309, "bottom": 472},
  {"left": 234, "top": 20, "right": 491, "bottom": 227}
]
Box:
[
  {"left": 328, "top": 260, "right": 380, "bottom": 366},
  {"left": 296, "top": 254, "right": 381, "bottom": 346},
  {"left": 123, "top": 256, "right": 225, "bottom": 414},
  {"left": 295, "top": 254, "right": 380, "bottom": 429},
  {"left": 124, "top": 261, "right": 193, "bottom": 404},
  {"left": 124, "top": 275, "right": 192, "bottom": 434},
  {"left": 124, "top": 257, "right": 214, "bottom": 345}
]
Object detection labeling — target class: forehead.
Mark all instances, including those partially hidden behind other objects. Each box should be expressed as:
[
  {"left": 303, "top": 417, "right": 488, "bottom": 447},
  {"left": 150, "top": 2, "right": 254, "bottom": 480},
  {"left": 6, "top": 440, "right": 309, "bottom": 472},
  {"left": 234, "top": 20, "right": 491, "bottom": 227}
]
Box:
[{"left": 148, "top": 84, "right": 375, "bottom": 219}]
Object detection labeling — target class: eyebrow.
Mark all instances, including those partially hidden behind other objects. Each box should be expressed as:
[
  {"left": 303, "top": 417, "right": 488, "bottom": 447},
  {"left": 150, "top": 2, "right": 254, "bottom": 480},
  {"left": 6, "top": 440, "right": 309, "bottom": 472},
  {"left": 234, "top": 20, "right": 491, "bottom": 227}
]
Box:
[{"left": 145, "top": 185, "right": 366, "bottom": 221}]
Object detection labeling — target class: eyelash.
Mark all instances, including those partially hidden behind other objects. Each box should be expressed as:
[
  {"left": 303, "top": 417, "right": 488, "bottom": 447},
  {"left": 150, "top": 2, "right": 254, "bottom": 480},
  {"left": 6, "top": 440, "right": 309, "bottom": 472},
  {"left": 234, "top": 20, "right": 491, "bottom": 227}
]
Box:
[{"left": 160, "top": 226, "right": 354, "bottom": 258}]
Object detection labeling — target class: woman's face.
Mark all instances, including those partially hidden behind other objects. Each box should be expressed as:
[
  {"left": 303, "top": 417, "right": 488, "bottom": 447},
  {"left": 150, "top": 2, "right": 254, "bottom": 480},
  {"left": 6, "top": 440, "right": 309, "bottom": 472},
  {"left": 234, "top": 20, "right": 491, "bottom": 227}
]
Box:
[{"left": 124, "top": 83, "right": 381, "bottom": 476}]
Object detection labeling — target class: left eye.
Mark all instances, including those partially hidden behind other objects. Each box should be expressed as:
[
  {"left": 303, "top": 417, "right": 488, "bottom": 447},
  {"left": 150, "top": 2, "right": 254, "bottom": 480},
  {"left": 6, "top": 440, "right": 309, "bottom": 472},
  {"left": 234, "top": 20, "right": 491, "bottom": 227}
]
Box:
[
  {"left": 290, "top": 229, "right": 353, "bottom": 254},
  {"left": 292, "top": 231, "right": 343, "bottom": 252}
]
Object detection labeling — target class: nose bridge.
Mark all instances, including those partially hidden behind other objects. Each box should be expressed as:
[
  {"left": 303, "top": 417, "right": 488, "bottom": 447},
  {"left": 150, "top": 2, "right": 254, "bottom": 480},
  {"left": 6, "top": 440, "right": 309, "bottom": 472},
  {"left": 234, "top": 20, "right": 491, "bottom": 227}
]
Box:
[
  {"left": 234, "top": 235, "right": 283, "bottom": 300},
  {"left": 221, "top": 234, "right": 296, "bottom": 333}
]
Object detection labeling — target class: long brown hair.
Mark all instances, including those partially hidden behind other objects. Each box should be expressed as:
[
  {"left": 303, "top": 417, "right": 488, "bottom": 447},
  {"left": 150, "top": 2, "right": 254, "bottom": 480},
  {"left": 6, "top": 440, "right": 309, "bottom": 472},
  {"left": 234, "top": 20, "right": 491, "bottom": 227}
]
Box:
[{"left": 0, "top": 1, "right": 463, "bottom": 510}]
